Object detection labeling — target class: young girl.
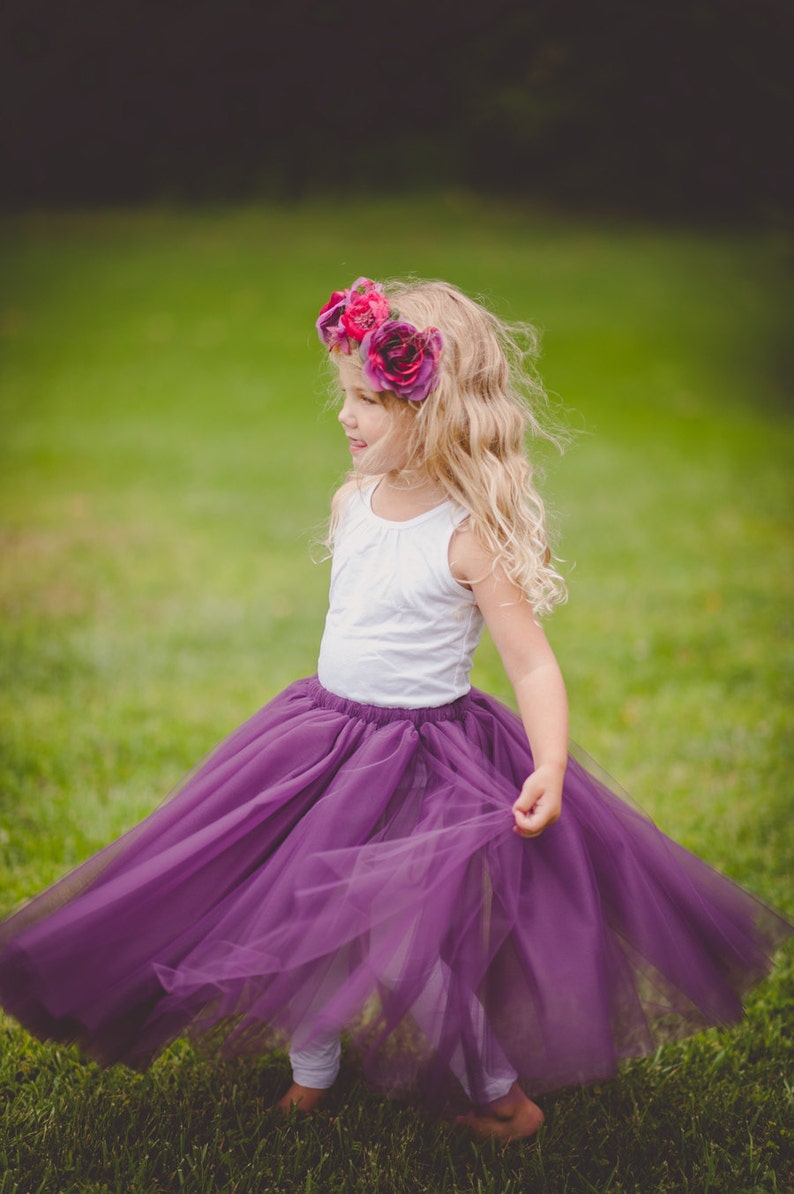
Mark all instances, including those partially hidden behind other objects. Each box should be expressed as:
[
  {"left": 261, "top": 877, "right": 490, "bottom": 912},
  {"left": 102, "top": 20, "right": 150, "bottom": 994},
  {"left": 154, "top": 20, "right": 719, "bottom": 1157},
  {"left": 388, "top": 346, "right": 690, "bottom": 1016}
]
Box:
[{"left": 0, "top": 277, "right": 790, "bottom": 1142}]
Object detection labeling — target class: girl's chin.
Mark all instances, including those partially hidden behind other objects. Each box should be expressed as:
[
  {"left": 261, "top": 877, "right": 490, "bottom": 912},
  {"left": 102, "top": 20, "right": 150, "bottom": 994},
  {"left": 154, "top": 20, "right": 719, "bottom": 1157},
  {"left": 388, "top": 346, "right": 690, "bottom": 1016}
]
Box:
[{"left": 352, "top": 452, "right": 380, "bottom": 474}]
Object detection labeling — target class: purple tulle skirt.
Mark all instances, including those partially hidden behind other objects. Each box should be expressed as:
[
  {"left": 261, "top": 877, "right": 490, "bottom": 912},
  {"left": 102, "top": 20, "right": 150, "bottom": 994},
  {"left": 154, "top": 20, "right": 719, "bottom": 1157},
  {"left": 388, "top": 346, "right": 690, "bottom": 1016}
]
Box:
[{"left": 0, "top": 677, "right": 790, "bottom": 1108}]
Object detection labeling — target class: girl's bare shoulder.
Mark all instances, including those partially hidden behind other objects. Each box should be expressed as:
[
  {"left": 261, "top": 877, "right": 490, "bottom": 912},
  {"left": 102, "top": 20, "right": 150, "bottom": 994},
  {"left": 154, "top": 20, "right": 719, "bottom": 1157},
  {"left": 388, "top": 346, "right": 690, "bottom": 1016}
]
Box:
[
  {"left": 449, "top": 520, "right": 495, "bottom": 589},
  {"left": 330, "top": 478, "right": 358, "bottom": 517}
]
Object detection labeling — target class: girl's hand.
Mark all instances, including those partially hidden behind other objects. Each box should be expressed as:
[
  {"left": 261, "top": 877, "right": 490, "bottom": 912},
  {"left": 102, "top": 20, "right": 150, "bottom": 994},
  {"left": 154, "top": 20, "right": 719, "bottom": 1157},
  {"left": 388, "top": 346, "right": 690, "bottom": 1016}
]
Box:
[{"left": 512, "top": 766, "right": 564, "bottom": 839}]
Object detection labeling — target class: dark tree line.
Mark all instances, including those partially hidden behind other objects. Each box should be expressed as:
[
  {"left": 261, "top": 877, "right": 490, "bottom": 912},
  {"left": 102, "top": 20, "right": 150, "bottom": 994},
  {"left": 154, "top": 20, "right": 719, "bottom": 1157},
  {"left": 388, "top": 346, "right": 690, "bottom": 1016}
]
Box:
[{"left": 1, "top": 0, "right": 791, "bottom": 217}]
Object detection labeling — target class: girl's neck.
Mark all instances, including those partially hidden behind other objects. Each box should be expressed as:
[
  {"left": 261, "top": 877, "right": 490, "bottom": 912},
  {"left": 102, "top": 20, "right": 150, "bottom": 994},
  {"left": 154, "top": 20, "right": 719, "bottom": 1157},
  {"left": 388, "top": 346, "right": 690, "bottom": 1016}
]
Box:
[{"left": 370, "top": 469, "right": 446, "bottom": 522}]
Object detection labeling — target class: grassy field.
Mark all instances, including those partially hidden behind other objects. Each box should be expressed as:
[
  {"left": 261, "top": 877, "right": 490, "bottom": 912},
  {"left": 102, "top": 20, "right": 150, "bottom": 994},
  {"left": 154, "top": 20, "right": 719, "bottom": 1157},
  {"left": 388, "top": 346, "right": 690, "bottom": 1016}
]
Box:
[{"left": 0, "top": 196, "right": 792, "bottom": 1192}]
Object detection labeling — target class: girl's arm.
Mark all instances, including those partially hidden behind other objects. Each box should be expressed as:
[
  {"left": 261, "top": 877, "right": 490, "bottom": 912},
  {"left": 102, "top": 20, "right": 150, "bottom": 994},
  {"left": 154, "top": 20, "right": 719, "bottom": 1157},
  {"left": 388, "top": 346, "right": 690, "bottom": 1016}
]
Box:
[{"left": 451, "top": 529, "right": 568, "bottom": 839}]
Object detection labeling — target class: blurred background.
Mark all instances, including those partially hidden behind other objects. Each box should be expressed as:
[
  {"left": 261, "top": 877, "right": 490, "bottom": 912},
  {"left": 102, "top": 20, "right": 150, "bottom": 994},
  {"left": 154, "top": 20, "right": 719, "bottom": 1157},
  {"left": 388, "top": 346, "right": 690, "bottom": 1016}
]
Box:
[{"left": 1, "top": 0, "right": 791, "bottom": 220}]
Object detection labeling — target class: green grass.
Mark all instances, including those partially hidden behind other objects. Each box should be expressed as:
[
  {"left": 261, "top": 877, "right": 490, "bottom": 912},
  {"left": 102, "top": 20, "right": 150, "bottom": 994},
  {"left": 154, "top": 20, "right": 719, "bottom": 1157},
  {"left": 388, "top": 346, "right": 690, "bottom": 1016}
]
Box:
[{"left": 1, "top": 196, "right": 792, "bottom": 1192}]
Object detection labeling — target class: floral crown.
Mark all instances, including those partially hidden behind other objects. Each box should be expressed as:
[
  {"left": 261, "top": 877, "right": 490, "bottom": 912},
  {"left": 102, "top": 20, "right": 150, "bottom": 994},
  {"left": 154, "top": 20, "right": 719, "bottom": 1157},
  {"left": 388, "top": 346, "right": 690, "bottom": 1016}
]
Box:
[{"left": 316, "top": 277, "right": 443, "bottom": 403}]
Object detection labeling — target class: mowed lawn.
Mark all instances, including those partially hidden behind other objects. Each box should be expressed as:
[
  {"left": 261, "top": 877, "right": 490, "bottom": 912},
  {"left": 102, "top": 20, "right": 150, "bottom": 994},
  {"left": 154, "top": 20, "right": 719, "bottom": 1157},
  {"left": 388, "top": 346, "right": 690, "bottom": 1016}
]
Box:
[{"left": 0, "top": 197, "right": 791, "bottom": 1192}]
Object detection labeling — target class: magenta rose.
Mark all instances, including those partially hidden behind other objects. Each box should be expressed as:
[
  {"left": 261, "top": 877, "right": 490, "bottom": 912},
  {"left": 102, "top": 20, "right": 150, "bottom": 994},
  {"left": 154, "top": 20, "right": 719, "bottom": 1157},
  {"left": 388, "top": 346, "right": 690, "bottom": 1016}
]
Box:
[
  {"left": 360, "top": 321, "right": 443, "bottom": 402},
  {"left": 341, "top": 279, "right": 391, "bottom": 343},
  {"left": 316, "top": 289, "right": 351, "bottom": 352}
]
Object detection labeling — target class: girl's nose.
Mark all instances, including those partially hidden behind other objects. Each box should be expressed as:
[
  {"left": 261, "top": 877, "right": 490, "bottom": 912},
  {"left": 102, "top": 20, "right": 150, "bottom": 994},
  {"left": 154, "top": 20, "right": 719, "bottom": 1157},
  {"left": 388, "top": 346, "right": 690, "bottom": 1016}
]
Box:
[{"left": 338, "top": 399, "right": 355, "bottom": 429}]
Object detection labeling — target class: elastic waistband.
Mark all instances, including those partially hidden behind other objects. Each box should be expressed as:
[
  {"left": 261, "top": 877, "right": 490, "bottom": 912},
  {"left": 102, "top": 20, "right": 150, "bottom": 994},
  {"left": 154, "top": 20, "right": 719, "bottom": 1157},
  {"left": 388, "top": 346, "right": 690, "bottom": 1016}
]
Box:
[{"left": 305, "top": 676, "right": 472, "bottom": 726}]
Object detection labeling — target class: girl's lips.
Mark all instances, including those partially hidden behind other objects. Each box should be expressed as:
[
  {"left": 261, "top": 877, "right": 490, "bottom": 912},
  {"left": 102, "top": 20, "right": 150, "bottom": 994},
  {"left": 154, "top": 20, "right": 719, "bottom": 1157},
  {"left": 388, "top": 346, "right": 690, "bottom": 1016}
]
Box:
[{"left": 347, "top": 438, "right": 366, "bottom": 452}]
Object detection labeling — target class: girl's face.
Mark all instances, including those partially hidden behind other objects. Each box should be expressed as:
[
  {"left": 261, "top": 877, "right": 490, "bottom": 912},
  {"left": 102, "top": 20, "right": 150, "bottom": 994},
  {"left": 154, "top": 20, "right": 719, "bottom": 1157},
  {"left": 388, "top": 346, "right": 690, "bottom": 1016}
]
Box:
[{"left": 336, "top": 357, "right": 414, "bottom": 475}]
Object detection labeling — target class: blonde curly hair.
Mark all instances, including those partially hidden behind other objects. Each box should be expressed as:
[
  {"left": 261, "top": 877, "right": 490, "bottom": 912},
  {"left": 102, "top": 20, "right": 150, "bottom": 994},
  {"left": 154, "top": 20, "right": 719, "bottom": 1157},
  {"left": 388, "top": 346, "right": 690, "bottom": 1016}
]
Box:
[{"left": 327, "top": 278, "right": 567, "bottom": 618}]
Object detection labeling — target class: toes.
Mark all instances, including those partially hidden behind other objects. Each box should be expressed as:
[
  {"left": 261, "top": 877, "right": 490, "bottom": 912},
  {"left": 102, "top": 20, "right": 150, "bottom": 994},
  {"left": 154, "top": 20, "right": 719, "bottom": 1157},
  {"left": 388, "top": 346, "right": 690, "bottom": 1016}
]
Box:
[
  {"left": 273, "top": 1083, "right": 327, "bottom": 1115},
  {"left": 455, "top": 1104, "right": 544, "bottom": 1143}
]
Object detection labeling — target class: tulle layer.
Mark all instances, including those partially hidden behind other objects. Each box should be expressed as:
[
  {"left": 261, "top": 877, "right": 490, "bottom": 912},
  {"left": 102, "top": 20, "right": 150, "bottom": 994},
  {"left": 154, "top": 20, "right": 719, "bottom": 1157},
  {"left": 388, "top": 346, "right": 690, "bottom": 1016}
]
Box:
[{"left": 0, "top": 677, "right": 790, "bottom": 1107}]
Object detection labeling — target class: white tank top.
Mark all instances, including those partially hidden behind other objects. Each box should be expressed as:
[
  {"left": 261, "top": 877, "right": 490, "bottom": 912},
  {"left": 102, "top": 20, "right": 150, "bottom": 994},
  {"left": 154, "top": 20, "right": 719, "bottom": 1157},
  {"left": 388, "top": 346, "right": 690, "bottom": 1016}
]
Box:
[{"left": 317, "top": 482, "right": 484, "bottom": 707}]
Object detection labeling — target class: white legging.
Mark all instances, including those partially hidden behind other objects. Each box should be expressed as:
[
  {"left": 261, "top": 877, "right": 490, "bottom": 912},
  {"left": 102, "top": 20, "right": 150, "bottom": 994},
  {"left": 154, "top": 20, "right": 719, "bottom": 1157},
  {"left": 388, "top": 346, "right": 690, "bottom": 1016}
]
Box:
[{"left": 290, "top": 957, "right": 517, "bottom": 1102}]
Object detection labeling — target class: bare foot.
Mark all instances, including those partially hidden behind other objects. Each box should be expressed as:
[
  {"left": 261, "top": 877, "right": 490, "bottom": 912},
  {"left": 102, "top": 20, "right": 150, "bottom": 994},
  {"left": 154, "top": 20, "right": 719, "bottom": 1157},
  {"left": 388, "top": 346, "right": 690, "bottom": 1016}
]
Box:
[
  {"left": 456, "top": 1083, "right": 544, "bottom": 1143},
  {"left": 274, "top": 1082, "right": 328, "bottom": 1114}
]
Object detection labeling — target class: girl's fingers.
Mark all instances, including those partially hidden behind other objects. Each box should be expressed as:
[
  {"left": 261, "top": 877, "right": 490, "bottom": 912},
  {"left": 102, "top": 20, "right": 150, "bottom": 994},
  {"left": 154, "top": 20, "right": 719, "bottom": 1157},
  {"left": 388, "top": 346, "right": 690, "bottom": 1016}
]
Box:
[
  {"left": 513, "top": 796, "right": 559, "bottom": 837},
  {"left": 513, "top": 806, "right": 539, "bottom": 836}
]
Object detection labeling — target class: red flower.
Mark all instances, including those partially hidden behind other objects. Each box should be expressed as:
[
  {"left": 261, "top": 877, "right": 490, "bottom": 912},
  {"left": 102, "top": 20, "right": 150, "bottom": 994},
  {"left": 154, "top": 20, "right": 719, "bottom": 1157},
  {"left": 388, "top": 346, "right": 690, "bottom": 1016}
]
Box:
[{"left": 341, "top": 280, "right": 391, "bottom": 343}]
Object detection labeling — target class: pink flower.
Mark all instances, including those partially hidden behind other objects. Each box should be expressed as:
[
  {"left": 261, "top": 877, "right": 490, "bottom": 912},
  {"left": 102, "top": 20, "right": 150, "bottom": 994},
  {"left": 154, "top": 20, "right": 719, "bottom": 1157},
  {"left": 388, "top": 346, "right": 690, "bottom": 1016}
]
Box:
[
  {"left": 316, "top": 290, "right": 352, "bottom": 352},
  {"left": 341, "top": 280, "right": 391, "bottom": 343},
  {"left": 361, "top": 321, "right": 443, "bottom": 402}
]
